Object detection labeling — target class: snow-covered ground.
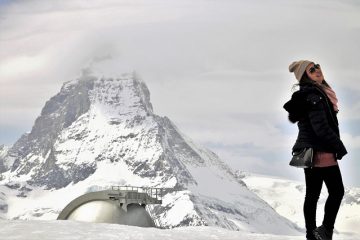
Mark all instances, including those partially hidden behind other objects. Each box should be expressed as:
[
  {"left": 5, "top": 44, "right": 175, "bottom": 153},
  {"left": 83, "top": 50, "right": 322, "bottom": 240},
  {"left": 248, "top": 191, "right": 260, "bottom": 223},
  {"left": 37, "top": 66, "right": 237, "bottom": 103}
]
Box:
[
  {"left": 241, "top": 172, "right": 360, "bottom": 238},
  {"left": 0, "top": 219, "right": 353, "bottom": 240}
]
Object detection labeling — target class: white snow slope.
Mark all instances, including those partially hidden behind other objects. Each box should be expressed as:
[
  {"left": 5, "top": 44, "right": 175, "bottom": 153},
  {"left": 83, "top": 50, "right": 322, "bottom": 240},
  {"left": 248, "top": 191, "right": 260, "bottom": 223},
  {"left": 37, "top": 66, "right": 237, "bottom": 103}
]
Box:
[
  {"left": 0, "top": 219, "right": 357, "bottom": 240},
  {"left": 240, "top": 171, "right": 360, "bottom": 238}
]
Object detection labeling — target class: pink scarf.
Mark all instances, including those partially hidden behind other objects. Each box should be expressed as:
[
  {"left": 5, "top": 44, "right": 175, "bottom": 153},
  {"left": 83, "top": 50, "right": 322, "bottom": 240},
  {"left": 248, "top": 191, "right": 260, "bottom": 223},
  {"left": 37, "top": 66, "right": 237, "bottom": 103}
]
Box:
[{"left": 322, "top": 84, "right": 339, "bottom": 112}]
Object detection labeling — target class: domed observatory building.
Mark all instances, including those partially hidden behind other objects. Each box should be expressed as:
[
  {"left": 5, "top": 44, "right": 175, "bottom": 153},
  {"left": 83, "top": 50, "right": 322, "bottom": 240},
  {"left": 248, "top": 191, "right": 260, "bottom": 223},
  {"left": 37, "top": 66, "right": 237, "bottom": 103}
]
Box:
[{"left": 57, "top": 186, "right": 163, "bottom": 227}]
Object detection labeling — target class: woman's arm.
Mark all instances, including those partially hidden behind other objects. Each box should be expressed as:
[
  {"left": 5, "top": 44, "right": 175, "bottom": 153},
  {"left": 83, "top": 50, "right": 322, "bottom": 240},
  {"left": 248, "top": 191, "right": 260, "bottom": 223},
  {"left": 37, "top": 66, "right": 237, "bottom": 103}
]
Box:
[{"left": 306, "top": 93, "right": 347, "bottom": 159}]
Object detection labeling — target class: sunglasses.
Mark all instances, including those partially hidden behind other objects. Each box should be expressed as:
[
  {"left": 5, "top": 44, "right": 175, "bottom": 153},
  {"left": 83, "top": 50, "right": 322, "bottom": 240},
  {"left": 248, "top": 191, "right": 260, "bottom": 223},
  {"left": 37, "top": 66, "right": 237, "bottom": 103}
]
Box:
[{"left": 309, "top": 64, "right": 320, "bottom": 74}]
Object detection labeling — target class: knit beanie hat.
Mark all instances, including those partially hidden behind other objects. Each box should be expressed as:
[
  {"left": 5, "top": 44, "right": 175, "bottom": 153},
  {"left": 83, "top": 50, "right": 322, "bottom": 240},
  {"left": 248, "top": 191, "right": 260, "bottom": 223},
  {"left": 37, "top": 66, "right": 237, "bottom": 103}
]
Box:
[{"left": 289, "top": 60, "right": 312, "bottom": 81}]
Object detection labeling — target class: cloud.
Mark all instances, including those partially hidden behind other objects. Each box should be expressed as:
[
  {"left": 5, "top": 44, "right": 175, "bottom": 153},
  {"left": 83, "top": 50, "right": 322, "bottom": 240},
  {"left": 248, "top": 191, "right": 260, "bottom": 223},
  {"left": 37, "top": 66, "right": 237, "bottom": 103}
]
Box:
[
  {"left": 0, "top": 0, "right": 360, "bottom": 186},
  {"left": 341, "top": 133, "right": 360, "bottom": 149}
]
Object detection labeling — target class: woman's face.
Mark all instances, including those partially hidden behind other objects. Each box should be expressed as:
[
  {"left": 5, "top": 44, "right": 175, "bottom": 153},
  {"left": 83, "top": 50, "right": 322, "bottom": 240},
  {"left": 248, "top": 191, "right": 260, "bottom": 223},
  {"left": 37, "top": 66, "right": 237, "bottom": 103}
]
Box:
[{"left": 306, "top": 62, "right": 324, "bottom": 83}]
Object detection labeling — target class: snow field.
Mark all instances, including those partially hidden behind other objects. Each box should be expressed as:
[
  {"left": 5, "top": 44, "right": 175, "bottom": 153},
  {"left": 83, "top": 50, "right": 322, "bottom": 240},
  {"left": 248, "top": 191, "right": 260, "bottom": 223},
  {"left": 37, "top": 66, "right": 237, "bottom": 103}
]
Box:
[{"left": 0, "top": 220, "right": 310, "bottom": 240}]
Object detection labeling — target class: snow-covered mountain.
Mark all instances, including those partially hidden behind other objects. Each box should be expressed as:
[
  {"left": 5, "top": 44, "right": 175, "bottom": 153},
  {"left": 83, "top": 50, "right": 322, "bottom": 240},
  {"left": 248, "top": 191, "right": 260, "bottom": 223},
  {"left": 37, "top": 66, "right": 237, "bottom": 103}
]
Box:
[
  {"left": 239, "top": 171, "right": 360, "bottom": 237},
  {"left": 0, "top": 72, "right": 299, "bottom": 235}
]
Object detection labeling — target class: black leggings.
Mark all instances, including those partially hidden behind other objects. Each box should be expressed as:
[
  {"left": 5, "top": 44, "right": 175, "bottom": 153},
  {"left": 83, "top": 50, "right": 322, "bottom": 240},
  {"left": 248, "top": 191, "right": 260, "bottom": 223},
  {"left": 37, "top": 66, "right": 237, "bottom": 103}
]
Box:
[{"left": 304, "top": 165, "right": 344, "bottom": 234}]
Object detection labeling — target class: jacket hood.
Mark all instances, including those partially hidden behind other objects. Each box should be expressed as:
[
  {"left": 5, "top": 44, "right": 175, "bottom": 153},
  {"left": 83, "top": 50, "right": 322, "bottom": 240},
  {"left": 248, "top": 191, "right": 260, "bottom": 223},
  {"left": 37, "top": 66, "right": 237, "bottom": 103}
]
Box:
[
  {"left": 283, "top": 91, "right": 307, "bottom": 123},
  {"left": 283, "top": 84, "right": 320, "bottom": 123}
]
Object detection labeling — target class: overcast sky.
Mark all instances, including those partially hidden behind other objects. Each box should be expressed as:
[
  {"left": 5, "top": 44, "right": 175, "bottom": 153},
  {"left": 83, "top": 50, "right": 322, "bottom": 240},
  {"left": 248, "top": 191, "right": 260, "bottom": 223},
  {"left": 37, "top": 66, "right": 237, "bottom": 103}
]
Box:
[{"left": 1, "top": 0, "right": 360, "bottom": 186}]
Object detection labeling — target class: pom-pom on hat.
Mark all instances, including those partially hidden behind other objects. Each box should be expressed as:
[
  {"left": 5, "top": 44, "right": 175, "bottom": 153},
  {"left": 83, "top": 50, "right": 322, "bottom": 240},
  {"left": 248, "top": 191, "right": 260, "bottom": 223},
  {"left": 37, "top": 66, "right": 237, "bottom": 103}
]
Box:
[{"left": 289, "top": 60, "right": 312, "bottom": 81}]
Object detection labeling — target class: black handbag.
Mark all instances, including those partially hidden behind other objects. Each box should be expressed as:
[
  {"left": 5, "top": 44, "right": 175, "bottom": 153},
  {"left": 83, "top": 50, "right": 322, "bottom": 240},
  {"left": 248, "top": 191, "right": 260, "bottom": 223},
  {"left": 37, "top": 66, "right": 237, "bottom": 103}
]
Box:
[{"left": 289, "top": 148, "right": 313, "bottom": 168}]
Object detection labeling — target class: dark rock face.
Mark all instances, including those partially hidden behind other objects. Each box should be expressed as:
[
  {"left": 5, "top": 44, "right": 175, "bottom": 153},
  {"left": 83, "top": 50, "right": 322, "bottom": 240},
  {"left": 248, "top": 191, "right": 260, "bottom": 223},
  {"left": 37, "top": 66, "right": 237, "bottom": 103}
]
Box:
[
  {"left": 3, "top": 76, "right": 95, "bottom": 188},
  {"left": 0, "top": 191, "right": 7, "bottom": 218},
  {"left": 11, "top": 77, "right": 94, "bottom": 163},
  {"left": 0, "top": 145, "right": 8, "bottom": 173},
  {"left": 27, "top": 163, "right": 96, "bottom": 189}
]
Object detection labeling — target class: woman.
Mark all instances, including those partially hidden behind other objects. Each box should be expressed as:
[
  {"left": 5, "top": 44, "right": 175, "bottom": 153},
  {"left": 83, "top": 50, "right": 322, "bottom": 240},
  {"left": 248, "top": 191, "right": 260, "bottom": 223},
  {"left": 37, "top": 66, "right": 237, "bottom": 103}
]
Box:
[{"left": 283, "top": 60, "right": 347, "bottom": 240}]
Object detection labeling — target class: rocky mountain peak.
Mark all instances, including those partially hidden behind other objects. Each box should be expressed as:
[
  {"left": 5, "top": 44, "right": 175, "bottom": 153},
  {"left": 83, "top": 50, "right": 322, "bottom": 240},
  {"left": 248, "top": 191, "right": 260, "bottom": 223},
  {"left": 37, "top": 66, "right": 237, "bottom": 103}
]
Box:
[
  {"left": 0, "top": 72, "right": 299, "bottom": 234},
  {"left": 2, "top": 73, "right": 157, "bottom": 187}
]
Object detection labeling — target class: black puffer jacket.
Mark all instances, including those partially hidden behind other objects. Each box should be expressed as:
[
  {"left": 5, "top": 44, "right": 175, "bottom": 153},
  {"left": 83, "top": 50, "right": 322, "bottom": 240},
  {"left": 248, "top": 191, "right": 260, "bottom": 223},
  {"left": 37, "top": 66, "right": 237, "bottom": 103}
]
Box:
[{"left": 283, "top": 82, "right": 347, "bottom": 160}]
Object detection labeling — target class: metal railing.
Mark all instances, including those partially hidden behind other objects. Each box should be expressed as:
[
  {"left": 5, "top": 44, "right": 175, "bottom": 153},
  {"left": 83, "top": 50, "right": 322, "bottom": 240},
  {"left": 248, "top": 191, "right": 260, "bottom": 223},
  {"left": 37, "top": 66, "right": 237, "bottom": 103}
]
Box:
[{"left": 111, "top": 186, "right": 165, "bottom": 201}]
